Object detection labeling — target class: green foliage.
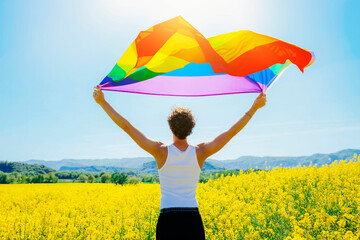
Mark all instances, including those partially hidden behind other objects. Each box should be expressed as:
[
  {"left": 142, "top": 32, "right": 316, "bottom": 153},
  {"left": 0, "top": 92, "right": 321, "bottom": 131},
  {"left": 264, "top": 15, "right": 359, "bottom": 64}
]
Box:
[
  {"left": 0, "top": 172, "right": 7, "bottom": 183},
  {"left": 55, "top": 171, "right": 80, "bottom": 179},
  {"left": 87, "top": 174, "right": 95, "bottom": 183},
  {"left": 128, "top": 177, "right": 141, "bottom": 184},
  {"left": 93, "top": 178, "right": 101, "bottom": 183},
  {"left": 101, "top": 173, "right": 111, "bottom": 183},
  {"left": 0, "top": 161, "right": 56, "bottom": 175},
  {"left": 0, "top": 164, "right": 266, "bottom": 185},
  {"left": 6, "top": 174, "right": 17, "bottom": 184},
  {"left": 111, "top": 172, "right": 128, "bottom": 185},
  {"left": 140, "top": 174, "right": 159, "bottom": 183},
  {"left": 44, "top": 172, "right": 58, "bottom": 183},
  {"left": 199, "top": 169, "right": 263, "bottom": 183},
  {"left": 77, "top": 174, "right": 88, "bottom": 183},
  {"left": 35, "top": 174, "right": 45, "bottom": 183},
  {"left": 0, "top": 172, "right": 58, "bottom": 184}
]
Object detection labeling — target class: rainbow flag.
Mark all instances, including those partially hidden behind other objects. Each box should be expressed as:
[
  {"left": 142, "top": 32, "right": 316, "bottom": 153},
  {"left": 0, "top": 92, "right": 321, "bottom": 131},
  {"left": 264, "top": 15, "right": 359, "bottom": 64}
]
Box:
[{"left": 98, "top": 16, "right": 315, "bottom": 96}]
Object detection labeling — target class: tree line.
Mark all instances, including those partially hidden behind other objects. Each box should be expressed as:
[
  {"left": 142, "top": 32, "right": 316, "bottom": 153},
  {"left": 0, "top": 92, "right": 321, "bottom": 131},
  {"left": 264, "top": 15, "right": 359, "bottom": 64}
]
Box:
[
  {"left": 0, "top": 172, "right": 59, "bottom": 184},
  {"left": 0, "top": 161, "right": 56, "bottom": 175},
  {"left": 0, "top": 161, "right": 160, "bottom": 184},
  {"left": 198, "top": 168, "right": 264, "bottom": 183},
  {"left": 0, "top": 170, "right": 160, "bottom": 185},
  {"left": 0, "top": 161, "right": 263, "bottom": 185}
]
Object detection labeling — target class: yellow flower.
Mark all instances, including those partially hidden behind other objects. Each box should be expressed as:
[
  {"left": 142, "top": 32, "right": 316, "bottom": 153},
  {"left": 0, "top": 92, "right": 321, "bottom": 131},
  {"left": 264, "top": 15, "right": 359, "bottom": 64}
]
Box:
[{"left": 1, "top": 157, "right": 359, "bottom": 239}]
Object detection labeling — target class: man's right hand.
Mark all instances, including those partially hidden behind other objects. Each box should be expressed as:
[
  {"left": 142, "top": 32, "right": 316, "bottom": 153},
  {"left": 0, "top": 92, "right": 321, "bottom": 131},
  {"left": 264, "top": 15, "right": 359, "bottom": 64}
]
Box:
[
  {"left": 252, "top": 93, "right": 267, "bottom": 110},
  {"left": 93, "top": 86, "right": 105, "bottom": 105}
]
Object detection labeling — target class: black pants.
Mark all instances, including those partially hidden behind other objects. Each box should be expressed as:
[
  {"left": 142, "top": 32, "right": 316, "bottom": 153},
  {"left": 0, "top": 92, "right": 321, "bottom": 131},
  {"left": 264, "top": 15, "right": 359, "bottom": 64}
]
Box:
[{"left": 156, "top": 207, "right": 206, "bottom": 240}]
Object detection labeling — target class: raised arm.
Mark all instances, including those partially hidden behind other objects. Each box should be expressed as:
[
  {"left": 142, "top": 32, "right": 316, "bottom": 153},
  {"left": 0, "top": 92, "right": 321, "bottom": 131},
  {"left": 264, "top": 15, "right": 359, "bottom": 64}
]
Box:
[
  {"left": 196, "top": 93, "right": 267, "bottom": 163},
  {"left": 92, "top": 87, "right": 164, "bottom": 159}
]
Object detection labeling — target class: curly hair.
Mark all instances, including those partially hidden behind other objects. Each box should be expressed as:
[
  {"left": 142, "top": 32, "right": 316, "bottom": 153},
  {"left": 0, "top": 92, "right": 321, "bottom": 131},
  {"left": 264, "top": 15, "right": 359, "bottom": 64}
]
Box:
[{"left": 167, "top": 106, "right": 196, "bottom": 140}]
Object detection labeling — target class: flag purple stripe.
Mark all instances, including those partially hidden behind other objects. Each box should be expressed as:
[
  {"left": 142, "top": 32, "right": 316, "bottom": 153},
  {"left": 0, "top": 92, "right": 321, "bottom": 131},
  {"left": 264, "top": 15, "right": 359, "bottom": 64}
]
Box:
[{"left": 98, "top": 74, "right": 267, "bottom": 97}]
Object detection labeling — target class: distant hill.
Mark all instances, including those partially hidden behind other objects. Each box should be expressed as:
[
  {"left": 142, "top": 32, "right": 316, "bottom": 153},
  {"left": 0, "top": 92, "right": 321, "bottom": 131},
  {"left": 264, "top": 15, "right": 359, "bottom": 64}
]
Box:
[
  {"left": 0, "top": 161, "right": 56, "bottom": 175},
  {"left": 139, "top": 161, "right": 225, "bottom": 175},
  {"left": 25, "top": 157, "right": 153, "bottom": 170},
  {"left": 23, "top": 156, "right": 225, "bottom": 174},
  {"left": 207, "top": 149, "right": 360, "bottom": 170},
  {"left": 8, "top": 148, "right": 358, "bottom": 174},
  {"left": 58, "top": 160, "right": 225, "bottom": 174},
  {"left": 59, "top": 165, "right": 135, "bottom": 173}
]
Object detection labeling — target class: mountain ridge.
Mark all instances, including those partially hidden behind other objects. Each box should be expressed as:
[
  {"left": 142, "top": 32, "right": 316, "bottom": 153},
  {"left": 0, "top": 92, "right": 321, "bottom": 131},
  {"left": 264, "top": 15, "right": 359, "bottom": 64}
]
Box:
[{"left": 5, "top": 148, "right": 358, "bottom": 174}]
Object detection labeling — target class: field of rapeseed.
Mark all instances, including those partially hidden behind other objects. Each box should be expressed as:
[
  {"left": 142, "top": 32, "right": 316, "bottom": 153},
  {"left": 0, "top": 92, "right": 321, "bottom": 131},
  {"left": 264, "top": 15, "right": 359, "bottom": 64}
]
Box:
[{"left": 0, "top": 156, "right": 359, "bottom": 240}]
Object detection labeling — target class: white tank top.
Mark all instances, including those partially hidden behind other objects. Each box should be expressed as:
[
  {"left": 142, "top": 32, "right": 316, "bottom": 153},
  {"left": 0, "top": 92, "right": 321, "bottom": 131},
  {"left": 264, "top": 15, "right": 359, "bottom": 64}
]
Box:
[{"left": 158, "top": 143, "right": 201, "bottom": 209}]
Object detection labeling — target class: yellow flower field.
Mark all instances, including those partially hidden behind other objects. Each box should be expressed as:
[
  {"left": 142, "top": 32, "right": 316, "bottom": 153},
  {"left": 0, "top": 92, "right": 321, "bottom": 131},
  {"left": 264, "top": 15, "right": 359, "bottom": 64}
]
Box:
[{"left": 0, "top": 156, "right": 359, "bottom": 240}]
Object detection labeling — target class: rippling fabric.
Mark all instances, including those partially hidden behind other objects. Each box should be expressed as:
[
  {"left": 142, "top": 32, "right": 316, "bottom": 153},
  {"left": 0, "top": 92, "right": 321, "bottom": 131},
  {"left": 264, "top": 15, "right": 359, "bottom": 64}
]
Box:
[{"left": 98, "top": 16, "right": 315, "bottom": 96}]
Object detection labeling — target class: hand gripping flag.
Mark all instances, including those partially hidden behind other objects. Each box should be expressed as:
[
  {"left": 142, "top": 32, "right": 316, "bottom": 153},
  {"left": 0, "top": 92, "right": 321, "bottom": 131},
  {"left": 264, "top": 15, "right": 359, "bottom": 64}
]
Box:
[{"left": 98, "top": 16, "right": 315, "bottom": 97}]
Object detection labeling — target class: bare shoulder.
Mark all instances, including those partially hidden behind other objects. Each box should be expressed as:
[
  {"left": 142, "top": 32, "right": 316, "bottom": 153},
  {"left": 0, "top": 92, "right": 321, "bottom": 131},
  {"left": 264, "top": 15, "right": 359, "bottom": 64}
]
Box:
[
  {"left": 196, "top": 142, "right": 208, "bottom": 154},
  {"left": 154, "top": 141, "right": 167, "bottom": 157},
  {"left": 153, "top": 141, "right": 168, "bottom": 170},
  {"left": 158, "top": 141, "right": 168, "bottom": 153},
  {"left": 195, "top": 143, "right": 207, "bottom": 169},
  {"left": 195, "top": 143, "right": 205, "bottom": 153}
]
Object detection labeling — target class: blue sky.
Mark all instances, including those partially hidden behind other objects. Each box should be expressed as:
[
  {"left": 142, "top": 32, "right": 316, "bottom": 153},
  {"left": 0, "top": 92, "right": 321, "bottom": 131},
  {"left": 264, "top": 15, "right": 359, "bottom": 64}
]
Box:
[{"left": 0, "top": 0, "right": 359, "bottom": 162}]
